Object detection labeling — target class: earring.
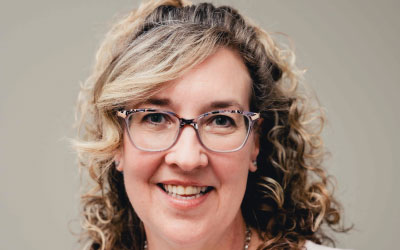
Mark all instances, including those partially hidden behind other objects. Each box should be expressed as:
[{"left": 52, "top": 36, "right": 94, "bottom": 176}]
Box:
[
  {"left": 252, "top": 160, "right": 257, "bottom": 167},
  {"left": 115, "top": 161, "right": 123, "bottom": 174}
]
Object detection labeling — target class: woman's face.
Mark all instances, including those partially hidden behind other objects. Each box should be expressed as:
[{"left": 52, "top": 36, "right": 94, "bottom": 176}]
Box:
[{"left": 117, "top": 48, "right": 259, "bottom": 248}]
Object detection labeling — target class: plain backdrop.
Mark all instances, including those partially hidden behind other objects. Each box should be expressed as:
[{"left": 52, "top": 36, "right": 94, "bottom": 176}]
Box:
[{"left": 1, "top": 0, "right": 399, "bottom": 249}]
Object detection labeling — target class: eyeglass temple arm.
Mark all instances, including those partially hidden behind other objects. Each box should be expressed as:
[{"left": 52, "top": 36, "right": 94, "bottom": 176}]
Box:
[
  {"left": 250, "top": 113, "right": 260, "bottom": 121},
  {"left": 117, "top": 110, "right": 127, "bottom": 119}
]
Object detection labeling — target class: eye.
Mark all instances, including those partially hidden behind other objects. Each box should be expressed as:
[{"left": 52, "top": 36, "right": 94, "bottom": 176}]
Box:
[
  {"left": 143, "top": 113, "right": 168, "bottom": 124},
  {"left": 211, "top": 115, "right": 235, "bottom": 127}
]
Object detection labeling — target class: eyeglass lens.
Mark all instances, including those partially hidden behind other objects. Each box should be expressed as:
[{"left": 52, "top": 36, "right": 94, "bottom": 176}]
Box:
[{"left": 126, "top": 111, "right": 251, "bottom": 152}]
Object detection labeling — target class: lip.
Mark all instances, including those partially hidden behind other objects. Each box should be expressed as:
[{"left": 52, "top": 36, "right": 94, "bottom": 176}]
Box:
[{"left": 156, "top": 182, "right": 213, "bottom": 210}]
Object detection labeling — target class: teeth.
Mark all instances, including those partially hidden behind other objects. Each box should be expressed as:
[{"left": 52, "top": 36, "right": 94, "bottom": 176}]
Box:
[
  {"left": 177, "top": 185, "right": 185, "bottom": 194},
  {"left": 163, "top": 184, "right": 208, "bottom": 196}
]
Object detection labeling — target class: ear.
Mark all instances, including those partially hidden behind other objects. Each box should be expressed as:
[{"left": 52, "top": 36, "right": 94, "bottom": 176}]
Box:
[{"left": 249, "top": 130, "right": 260, "bottom": 173}]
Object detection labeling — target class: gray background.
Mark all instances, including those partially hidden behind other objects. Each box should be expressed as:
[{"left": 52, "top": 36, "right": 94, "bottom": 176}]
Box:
[{"left": 1, "top": 0, "right": 399, "bottom": 249}]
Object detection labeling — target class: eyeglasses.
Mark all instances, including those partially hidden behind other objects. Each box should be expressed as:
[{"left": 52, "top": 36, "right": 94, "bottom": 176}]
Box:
[{"left": 117, "top": 108, "right": 260, "bottom": 153}]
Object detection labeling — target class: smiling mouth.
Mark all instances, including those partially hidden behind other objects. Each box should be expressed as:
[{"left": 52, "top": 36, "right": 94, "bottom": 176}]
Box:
[{"left": 157, "top": 183, "right": 214, "bottom": 200}]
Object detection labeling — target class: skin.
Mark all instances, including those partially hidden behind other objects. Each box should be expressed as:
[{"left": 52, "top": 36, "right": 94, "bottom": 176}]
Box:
[{"left": 116, "top": 48, "right": 260, "bottom": 250}]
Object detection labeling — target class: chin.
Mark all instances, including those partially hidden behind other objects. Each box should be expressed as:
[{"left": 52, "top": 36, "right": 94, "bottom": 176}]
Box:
[{"left": 155, "top": 220, "right": 212, "bottom": 246}]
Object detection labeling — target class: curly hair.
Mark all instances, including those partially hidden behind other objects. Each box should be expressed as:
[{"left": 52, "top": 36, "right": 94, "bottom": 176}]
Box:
[{"left": 74, "top": 0, "right": 348, "bottom": 249}]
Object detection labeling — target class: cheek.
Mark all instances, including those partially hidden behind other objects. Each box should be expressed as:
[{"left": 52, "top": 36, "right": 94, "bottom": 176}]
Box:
[
  {"left": 120, "top": 135, "right": 162, "bottom": 205},
  {"left": 211, "top": 147, "right": 253, "bottom": 188},
  {"left": 121, "top": 134, "right": 160, "bottom": 176},
  {"left": 211, "top": 153, "right": 250, "bottom": 217},
  {"left": 214, "top": 140, "right": 256, "bottom": 203}
]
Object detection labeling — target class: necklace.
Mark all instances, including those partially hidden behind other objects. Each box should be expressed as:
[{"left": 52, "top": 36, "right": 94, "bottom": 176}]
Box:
[{"left": 143, "top": 225, "right": 252, "bottom": 250}]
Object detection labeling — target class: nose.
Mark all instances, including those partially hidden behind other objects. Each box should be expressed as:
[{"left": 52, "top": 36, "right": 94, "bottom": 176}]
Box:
[{"left": 164, "top": 125, "right": 208, "bottom": 171}]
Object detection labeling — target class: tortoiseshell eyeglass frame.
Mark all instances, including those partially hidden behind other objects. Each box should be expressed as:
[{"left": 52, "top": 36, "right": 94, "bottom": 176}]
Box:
[{"left": 117, "top": 108, "right": 261, "bottom": 153}]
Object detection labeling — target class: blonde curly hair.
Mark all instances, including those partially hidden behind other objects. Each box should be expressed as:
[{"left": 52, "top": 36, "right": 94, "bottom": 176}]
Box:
[{"left": 74, "top": 0, "right": 348, "bottom": 249}]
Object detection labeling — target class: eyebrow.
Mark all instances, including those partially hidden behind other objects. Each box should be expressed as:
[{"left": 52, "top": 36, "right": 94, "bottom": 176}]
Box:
[
  {"left": 142, "top": 98, "right": 244, "bottom": 111},
  {"left": 143, "top": 98, "right": 171, "bottom": 107},
  {"left": 208, "top": 100, "right": 244, "bottom": 110}
]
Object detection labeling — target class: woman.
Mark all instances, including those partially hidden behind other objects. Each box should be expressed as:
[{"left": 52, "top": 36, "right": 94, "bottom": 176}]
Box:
[{"left": 74, "top": 0, "right": 349, "bottom": 249}]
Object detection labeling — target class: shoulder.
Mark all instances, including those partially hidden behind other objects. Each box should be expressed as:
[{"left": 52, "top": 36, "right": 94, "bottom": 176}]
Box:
[{"left": 304, "top": 241, "right": 351, "bottom": 250}]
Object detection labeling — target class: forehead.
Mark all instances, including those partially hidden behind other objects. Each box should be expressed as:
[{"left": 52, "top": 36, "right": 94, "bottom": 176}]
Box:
[{"left": 145, "top": 48, "right": 252, "bottom": 114}]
